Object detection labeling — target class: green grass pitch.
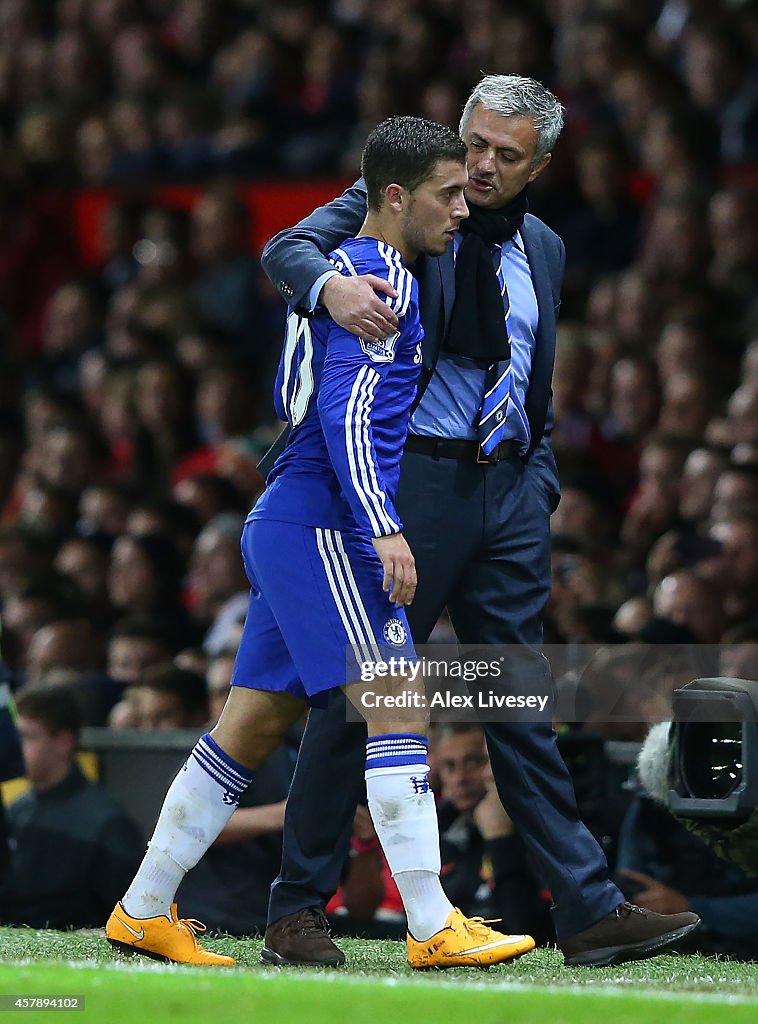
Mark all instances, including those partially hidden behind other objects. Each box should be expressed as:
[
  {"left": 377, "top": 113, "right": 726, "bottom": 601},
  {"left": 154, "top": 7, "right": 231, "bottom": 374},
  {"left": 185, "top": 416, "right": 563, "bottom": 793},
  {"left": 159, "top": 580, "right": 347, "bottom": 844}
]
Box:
[{"left": 2, "top": 928, "right": 758, "bottom": 1024}]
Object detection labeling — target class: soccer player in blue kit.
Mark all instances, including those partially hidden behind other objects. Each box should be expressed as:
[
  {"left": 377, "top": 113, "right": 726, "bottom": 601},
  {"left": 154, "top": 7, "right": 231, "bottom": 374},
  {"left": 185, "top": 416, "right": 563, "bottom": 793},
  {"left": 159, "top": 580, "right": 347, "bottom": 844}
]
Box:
[{"left": 106, "top": 117, "right": 536, "bottom": 969}]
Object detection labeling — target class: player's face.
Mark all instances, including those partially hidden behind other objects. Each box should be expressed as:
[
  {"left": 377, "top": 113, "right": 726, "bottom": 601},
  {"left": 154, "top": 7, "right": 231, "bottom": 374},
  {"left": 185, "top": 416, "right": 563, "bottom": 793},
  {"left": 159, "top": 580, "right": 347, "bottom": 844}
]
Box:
[
  {"left": 402, "top": 159, "right": 469, "bottom": 258},
  {"left": 462, "top": 104, "right": 551, "bottom": 208}
]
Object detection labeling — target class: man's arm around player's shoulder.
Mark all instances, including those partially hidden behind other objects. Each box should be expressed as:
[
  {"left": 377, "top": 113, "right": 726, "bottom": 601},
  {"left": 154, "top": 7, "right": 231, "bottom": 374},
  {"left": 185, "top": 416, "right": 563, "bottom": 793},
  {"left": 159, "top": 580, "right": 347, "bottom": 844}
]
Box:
[{"left": 261, "top": 181, "right": 399, "bottom": 343}]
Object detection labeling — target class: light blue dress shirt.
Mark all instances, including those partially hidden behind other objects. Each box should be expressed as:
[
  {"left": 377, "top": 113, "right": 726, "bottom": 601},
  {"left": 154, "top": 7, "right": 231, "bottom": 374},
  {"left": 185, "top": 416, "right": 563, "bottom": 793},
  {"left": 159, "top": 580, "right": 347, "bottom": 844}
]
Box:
[
  {"left": 309, "top": 231, "right": 539, "bottom": 452},
  {"left": 412, "top": 231, "right": 538, "bottom": 452}
]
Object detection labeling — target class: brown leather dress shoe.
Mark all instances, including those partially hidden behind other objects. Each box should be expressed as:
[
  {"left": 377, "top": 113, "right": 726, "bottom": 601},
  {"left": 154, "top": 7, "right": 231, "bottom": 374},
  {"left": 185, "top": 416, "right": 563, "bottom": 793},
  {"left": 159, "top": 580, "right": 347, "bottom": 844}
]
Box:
[
  {"left": 561, "top": 901, "right": 701, "bottom": 967},
  {"left": 261, "top": 908, "right": 346, "bottom": 967}
]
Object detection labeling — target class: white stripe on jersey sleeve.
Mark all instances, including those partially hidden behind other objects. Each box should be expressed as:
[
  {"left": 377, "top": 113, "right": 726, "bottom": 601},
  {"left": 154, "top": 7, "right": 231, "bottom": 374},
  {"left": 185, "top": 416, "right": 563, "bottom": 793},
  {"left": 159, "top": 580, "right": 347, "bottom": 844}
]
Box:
[
  {"left": 389, "top": 245, "right": 413, "bottom": 318},
  {"left": 357, "top": 371, "right": 400, "bottom": 533},
  {"left": 378, "top": 242, "right": 412, "bottom": 318},
  {"left": 332, "top": 248, "right": 359, "bottom": 277},
  {"left": 344, "top": 365, "right": 400, "bottom": 536}
]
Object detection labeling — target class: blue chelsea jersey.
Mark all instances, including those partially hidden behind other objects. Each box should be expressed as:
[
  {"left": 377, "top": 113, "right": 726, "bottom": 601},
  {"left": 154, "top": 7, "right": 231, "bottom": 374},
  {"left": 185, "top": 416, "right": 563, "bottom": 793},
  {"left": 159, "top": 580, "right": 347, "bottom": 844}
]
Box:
[{"left": 250, "top": 237, "right": 424, "bottom": 538}]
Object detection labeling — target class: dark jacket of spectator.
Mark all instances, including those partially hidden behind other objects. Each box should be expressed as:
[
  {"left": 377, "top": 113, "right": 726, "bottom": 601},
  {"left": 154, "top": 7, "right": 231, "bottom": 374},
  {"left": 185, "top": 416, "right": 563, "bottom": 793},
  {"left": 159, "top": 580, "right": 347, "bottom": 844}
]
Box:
[{"left": 6, "top": 765, "right": 143, "bottom": 928}]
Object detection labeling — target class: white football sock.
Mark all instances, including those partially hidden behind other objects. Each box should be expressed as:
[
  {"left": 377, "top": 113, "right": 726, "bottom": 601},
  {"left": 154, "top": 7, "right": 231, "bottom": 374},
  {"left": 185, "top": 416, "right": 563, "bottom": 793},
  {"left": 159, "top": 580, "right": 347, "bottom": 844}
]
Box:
[
  {"left": 365, "top": 734, "right": 453, "bottom": 941},
  {"left": 123, "top": 734, "right": 252, "bottom": 919}
]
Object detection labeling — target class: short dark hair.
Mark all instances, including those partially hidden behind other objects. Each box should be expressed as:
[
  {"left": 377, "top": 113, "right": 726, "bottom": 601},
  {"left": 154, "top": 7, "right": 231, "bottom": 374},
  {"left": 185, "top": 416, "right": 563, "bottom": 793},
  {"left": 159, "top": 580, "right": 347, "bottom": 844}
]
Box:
[
  {"left": 16, "top": 685, "right": 82, "bottom": 737},
  {"left": 139, "top": 664, "right": 209, "bottom": 718},
  {"left": 362, "top": 116, "right": 466, "bottom": 212},
  {"left": 109, "top": 614, "right": 182, "bottom": 652}
]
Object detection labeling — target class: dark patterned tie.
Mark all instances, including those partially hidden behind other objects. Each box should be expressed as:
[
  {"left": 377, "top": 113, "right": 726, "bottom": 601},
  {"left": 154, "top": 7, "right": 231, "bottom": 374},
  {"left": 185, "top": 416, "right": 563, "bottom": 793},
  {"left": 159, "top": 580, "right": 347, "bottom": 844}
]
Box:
[{"left": 477, "top": 244, "right": 512, "bottom": 455}]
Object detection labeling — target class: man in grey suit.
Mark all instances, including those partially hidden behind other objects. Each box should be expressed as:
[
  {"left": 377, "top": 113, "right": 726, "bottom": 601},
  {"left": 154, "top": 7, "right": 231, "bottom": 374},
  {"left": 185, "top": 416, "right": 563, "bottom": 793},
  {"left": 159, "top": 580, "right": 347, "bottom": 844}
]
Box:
[{"left": 259, "top": 75, "right": 700, "bottom": 968}]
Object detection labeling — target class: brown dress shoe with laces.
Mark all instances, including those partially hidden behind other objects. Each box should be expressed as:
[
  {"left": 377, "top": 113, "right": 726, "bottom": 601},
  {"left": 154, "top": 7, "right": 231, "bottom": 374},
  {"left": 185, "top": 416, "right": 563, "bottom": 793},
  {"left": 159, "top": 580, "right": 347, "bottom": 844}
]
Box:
[
  {"left": 261, "top": 908, "right": 346, "bottom": 967},
  {"left": 561, "top": 901, "right": 701, "bottom": 967}
]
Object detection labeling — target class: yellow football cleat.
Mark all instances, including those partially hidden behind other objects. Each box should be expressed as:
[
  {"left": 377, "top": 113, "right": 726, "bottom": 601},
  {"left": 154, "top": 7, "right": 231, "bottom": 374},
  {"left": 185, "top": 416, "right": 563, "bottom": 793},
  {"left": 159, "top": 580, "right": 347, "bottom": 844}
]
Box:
[
  {"left": 407, "top": 908, "right": 535, "bottom": 968},
  {"left": 105, "top": 902, "right": 235, "bottom": 966}
]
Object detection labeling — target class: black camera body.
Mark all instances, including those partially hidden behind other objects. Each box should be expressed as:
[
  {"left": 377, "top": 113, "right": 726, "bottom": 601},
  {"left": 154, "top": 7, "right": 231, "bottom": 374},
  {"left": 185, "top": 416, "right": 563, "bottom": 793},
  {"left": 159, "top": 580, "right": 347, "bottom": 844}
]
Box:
[
  {"left": 661, "top": 678, "right": 758, "bottom": 878},
  {"left": 668, "top": 678, "right": 758, "bottom": 820}
]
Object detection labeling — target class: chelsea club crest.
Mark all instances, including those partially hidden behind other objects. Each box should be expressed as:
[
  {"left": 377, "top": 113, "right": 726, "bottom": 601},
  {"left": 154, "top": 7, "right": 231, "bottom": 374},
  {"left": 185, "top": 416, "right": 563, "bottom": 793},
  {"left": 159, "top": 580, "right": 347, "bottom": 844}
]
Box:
[{"left": 383, "top": 617, "right": 408, "bottom": 646}]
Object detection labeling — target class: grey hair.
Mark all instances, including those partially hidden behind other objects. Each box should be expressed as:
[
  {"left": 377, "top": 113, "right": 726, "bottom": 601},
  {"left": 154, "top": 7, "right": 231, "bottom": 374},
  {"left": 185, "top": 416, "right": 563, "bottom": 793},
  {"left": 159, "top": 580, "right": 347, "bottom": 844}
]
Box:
[{"left": 460, "top": 74, "right": 565, "bottom": 163}]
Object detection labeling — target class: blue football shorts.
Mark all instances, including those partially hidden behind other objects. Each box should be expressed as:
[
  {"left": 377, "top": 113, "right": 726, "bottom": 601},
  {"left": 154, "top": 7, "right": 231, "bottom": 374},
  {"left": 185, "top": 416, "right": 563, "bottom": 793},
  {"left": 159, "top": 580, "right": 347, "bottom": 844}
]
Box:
[{"left": 230, "top": 519, "right": 416, "bottom": 707}]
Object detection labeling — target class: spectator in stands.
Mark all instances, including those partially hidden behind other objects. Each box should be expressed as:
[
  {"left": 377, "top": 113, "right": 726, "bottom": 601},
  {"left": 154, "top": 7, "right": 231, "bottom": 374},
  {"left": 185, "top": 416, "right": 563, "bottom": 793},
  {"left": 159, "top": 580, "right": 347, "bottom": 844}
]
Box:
[
  {"left": 681, "top": 18, "right": 758, "bottom": 163},
  {"left": 23, "top": 618, "right": 122, "bottom": 726},
  {"left": 678, "top": 447, "right": 729, "bottom": 525},
  {"left": 131, "top": 358, "right": 198, "bottom": 494},
  {"left": 658, "top": 371, "right": 717, "bottom": 442},
  {"left": 618, "top": 791, "right": 758, "bottom": 959},
  {"left": 655, "top": 317, "right": 712, "bottom": 381},
  {"left": 108, "top": 532, "right": 193, "bottom": 638},
  {"left": 0, "top": 529, "right": 44, "bottom": 604},
  {"left": 78, "top": 483, "right": 135, "bottom": 540},
  {"left": 708, "top": 516, "right": 758, "bottom": 627},
  {"left": 710, "top": 465, "right": 758, "bottom": 523},
  {"left": 620, "top": 435, "right": 692, "bottom": 561},
  {"left": 190, "top": 187, "right": 260, "bottom": 354},
  {"left": 560, "top": 133, "right": 641, "bottom": 294},
  {"left": 35, "top": 422, "right": 106, "bottom": 500},
  {"left": 708, "top": 382, "right": 758, "bottom": 450},
  {"left": 16, "top": 482, "right": 78, "bottom": 540},
  {"left": 76, "top": 116, "right": 115, "bottom": 186},
  {"left": 0, "top": 580, "right": 78, "bottom": 676},
  {"left": 652, "top": 571, "right": 726, "bottom": 645},
  {"left": 550, "top": 481, "right": 616, "bottom": 556},
  {"left": 25, "top": 619, "right": 105, "bottom": 689},
  {"left": 124, "top": 498, "right": 199, "bottom": 557},
  {"left": 128, "top": 663, "right": 209, "bottom": 731},
  {"left": 186, "top": 513, "right": 249, "bottom": 656},
  {"left": 54, "top": 535, "right": 114, "bottom": 626},
  {"left": 5, "top": 686, "right": 142, "bottom": 928},
  {"left": 605, "top": 355, "right": 661, "bottom": 455},
  {"left": 109, "top": 98, "right": 161, "bottom": 183},
  {"left": 192, "top": 357, "right": 260, "bottom": 451},
  {"left": 612, "top": 596, "right": 654, "bottom": 638},
  {"left": 708, "top": 188, "right": 758, "bottom": 317},
  {"left": 173, "top": 474, "right": 247, "bottom": 529},
  {"left": 719, "top": 625, "right": 758, "bottom": 681},
  {"left": 36, "top": 282, "right": 102, "bottom": 395},
  {"left": 107, "top": 617, "right": 182, "bottom": 688}
]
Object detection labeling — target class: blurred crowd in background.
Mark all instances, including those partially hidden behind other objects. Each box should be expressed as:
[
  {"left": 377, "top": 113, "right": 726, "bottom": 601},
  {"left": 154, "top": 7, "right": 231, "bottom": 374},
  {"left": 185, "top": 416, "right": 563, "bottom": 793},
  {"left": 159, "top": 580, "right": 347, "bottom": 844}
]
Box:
[{"left": 1, "top": 0, "right": 758, "bottom": 950}]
